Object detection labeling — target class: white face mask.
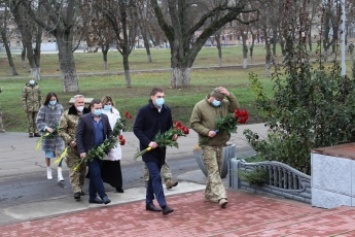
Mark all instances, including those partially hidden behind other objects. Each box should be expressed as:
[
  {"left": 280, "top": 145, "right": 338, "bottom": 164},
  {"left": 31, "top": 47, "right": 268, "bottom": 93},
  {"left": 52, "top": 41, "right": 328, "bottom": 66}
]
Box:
[
  {"left": 155, "top": 98, "right": 165, "bottom": 107},
  {"left": 212, "top": 99, "right": 221, "bottom": 107},
  {"left": 29, "top": 80, "right": 35, "bottom": 85},
  {"left": 76, "top": 106, "right": 84, "bottom": 112}
]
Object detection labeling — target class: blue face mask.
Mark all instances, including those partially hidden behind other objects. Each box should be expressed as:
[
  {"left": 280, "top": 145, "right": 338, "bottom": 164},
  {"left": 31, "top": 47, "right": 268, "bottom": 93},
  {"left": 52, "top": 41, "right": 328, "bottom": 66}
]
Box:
[
  {"left": 155, "top": 98, "right": 165, "bottom": 107},
  {"left": 49, "top": 100, "right": 57, "bottom": 106},
  {"left": 93, "top": 109, "right": 102, "bottom": 116},
  {"left": 212, "top": 99, "right": 221, "bottom": 107},
  {"left": 104, "top": 105, "right": 112, "bottom": 111},
  {"left": 29, "top": 80, "right": 35, "bottom": 85}
]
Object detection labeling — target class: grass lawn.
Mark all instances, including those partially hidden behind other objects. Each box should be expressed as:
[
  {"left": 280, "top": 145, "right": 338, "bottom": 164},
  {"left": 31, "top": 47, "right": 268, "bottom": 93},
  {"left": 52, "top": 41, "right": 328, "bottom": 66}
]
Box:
[
  {"left": 0, "top": 45, "right": 353, "bottom": 132},
  {"left": 0, "top": 67, "right": 273, "bottom": 132}
]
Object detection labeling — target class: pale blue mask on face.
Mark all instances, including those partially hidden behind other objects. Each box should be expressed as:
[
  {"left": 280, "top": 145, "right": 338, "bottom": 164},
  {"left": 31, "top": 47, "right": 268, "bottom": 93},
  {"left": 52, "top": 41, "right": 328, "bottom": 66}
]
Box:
[
  {"left": 93, "top": 109, "right": 102, "bottom": 116},
  {"left": 49, "top": 100, "right": 57, "bottom": 106},
  {"left": 104, "top": 105, "right": 112, "bottom": 111},
  {"left": 29, "top": 80, "right": 35, "bottom": 85},
  {"left": 155, "top": 98, "right": 165, "bottom": 107},
  {"left": 212, "top": 99, "right": 221, "bottom": 107}
]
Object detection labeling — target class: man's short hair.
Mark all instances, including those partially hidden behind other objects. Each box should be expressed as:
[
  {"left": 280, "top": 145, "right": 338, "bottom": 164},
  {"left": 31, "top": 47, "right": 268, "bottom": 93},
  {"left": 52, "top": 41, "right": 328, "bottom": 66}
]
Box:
[
  {"left": 90, "top": 99, "right": 102, "bottom": 107},
  {"left": 150, "top": 87, "right": 164, "bottom": 96}
]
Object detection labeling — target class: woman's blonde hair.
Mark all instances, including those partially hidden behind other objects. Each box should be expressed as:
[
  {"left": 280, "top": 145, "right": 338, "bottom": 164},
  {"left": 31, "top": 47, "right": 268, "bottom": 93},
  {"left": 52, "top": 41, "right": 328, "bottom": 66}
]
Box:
[{"left": 101, "top": 95, "right": 115, "bottom": 107}]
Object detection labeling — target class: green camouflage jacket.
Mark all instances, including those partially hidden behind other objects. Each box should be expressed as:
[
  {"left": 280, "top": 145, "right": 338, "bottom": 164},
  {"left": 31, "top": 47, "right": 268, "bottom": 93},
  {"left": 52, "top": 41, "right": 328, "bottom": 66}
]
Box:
[{"left": 21, "top": 83, "right": 42, "bottom": 112}]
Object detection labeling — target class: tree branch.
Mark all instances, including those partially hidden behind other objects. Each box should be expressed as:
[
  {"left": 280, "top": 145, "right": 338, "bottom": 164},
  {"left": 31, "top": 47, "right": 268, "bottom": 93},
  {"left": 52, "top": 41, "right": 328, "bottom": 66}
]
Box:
[{"left": 151, "top": 0, "right": 174, "bottom": 43}]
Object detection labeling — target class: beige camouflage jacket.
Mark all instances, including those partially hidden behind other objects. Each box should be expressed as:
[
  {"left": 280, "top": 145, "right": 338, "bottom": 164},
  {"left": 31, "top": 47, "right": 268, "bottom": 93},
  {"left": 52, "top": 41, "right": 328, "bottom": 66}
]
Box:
[{"left": 21, "top": 83, "right": 42, "bottom": 112}]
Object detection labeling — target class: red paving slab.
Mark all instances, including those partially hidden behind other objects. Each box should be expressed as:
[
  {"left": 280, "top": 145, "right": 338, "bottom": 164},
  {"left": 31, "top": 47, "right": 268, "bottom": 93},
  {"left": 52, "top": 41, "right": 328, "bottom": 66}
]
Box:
[{"left": 1, "top": 190, "right": 355, "bottom": 237}]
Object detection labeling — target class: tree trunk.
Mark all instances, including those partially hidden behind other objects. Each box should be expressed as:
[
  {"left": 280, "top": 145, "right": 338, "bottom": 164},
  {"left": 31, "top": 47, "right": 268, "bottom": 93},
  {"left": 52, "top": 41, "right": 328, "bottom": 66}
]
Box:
[
  {"left": 21, "top": 46, "right": 26, "bottom": 68},
  {"left": 242, "top": 34, "right": 248, "bottom": 69},
  {"left": 122, "top": 54, "right": 132, "bottom": 88},
  {"left": 102, "top": 44, "right": 109, "bottom": 70},
  {"left": 171, "top": 67, "right": 191, "bottom": 88},
  {"left": 216, "top": 35, "right": 222, "bottom": 66},
  {"left": 57, "top": 33, "right": 79, "bottom": 92},
  {"left": 249, "top": 33, "right": 255, "bottom": 64},
  {"left": 308, "top": 31, "right": 312, "bottom": 53},
  {"left": 142, "top": 33, "right": 152, "bottom": 63},
  {"left": 11, "top": 2, "right": 41, "bottom": 80},
  {"left": 265, "top": 42, "right": 272, "bottom": 77},
  {"left": 1, "top": 30, "right": 18, "bottom": 76},
  {"left": 272, "top": 30, "right": 278, "bottom": 56}
]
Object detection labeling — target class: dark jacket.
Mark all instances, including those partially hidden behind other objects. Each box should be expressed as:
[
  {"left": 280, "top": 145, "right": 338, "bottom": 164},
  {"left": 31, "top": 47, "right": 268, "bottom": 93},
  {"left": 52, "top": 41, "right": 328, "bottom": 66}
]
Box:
[
  {"left": 76, "top": 112, "right": 112, "bottom": 155},
  {"left": 133, "top": 101, "right": 173, "bottom": 163}
]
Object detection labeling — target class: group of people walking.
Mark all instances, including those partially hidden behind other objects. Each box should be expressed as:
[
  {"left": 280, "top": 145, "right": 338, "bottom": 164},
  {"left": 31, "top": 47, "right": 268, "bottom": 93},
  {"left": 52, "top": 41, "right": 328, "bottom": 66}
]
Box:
[{"left": 18, "top": 80, "right": 239, "bottom": 216}]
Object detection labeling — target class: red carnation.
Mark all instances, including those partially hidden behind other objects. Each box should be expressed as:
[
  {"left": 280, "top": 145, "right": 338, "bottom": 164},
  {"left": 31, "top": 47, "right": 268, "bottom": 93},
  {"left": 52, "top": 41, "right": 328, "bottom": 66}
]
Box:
[
  {"left": 120, "top": 138, "right": 126, "bottom": 145},
  {"left": 124, "top": 111, "right": 133, "bottom": 119}
]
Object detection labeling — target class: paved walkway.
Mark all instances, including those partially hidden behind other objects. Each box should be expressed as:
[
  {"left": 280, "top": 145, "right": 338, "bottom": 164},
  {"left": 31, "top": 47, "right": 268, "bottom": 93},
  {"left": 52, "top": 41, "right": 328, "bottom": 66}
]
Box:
[
  {"left": 1, "top": 123, "right": 355, "bottom": 236},
  {"left": 1, "top": 190, "right": 355, "bottom": 236}
]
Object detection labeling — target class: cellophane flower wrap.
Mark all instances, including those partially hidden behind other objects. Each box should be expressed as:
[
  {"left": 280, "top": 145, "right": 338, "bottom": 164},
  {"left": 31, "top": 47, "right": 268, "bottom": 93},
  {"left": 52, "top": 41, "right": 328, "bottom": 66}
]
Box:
[
  {"left": 134, "top": 121, "right": 189, "bottom": 159},
  {"left": 73, "top": 118, "right": 125, "bottom": 171}
]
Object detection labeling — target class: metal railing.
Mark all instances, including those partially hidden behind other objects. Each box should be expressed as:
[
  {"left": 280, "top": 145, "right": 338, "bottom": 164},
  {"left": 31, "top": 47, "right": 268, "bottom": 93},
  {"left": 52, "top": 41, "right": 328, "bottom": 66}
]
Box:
[{"left": 230, "top": 159, "right": 311, "bottom": 204}]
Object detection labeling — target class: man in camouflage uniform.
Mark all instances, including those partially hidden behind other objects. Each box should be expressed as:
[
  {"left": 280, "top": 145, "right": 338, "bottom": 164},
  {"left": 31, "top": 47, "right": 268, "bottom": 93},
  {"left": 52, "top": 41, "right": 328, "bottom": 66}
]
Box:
[
  {"left": 143, "top": 162, "right": 178, "bottom": 189},
  {"left": 21, "top": 79, "right": 42, "bottom": 137},
  {"left": 0, "top": 86, "right": 5, "bottom": 133},
  {"left": 58, "top": 95, "right": 90, "bottom": 201},
  {"left": 190, "top": 87, "right": 239, "bottom": 208}
]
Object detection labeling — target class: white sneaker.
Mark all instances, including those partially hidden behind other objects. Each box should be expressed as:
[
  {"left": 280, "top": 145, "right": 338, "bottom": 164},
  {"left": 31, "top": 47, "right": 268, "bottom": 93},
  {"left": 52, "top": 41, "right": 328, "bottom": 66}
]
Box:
[
  {"left": 47, "top": 167, "right": 53, "bottom": 180},
  {"left": 57, "top": 167, "right": 64, "bottom": 182}
]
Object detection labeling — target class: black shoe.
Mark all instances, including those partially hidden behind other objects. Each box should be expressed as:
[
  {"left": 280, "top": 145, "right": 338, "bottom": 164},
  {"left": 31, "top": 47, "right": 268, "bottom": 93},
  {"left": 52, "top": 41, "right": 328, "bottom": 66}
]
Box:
[
  {"left": 146, "top": 203, "right": 162, "bottom": 212},
  {"left": 29, "top": 133, "right": 34, "bottom": 138},
  {"left": 80, "top": 191, "right": 85, "bottom": 196},
  {"left": 74, "top": 192, "right": 81, "bottom": 200},
  {"left": 162, "top": 205, "right": 174, "bottom": 215},
  {"left": 102, "top": 196, "right": 111, "bottom": 205},
  {"left": 89, "top": 197, "right": 104, "bottom": 204},
  {"left": 34, "top": 133, "right": 41, "bottom": 137},
  {"left": 115, "top": 187, "right": 124, "bottom": 193}
]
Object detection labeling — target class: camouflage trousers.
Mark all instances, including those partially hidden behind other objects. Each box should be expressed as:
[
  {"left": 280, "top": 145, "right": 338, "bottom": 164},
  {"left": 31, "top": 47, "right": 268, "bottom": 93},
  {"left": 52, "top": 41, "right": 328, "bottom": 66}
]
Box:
[
  {"left": 26, "top": 111, "right": 38, "bottom": 134},
  {"left": 143, "top": 163, "right": 173, "bottom": 187},
  {"left": 202, "top": 145, "right": 227, "bottom": 202},
  {"left": 65, "top": 147, "right": 86, "bottom": 193}
]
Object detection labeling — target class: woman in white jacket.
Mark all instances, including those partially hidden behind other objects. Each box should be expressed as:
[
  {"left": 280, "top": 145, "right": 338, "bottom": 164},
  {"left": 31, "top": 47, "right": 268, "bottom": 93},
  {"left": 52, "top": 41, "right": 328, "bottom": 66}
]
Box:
[{"left": 101, "top": 96, "right": 124, "bottom": 193}]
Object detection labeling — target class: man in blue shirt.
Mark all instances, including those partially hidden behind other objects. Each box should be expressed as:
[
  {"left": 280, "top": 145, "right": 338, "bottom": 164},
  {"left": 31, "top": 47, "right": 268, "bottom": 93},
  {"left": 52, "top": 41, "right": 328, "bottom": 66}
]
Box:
[{"left": 76, "top": 99, "right": 112, "bottom": 205}]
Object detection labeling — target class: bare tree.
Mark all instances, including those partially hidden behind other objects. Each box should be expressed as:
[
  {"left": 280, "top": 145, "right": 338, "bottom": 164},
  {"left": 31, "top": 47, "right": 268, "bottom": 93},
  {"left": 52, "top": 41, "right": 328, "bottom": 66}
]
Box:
[
  {"left": 151, "top": 0, "right": 258, "bottom": 88},
  {"left": 320, "top": 0, "right": 342, "bottom": 61},
  {"left": 95, "top": 0, "right": 139, "bottom": 88},
  {"left": 0, "top": 1, "right": 18, "bottom": 76},
  {"left": 10, "top": 0, "right": 42, "bottom": 80},
  {"left": 137, "top": 0, "right": 155, "bottom": 62},
  {"left": 83, "top": 2, "right": 116, "bottom": 70},
  {"left": 21, "top": 0, "right": 80, "bottom": 92}
]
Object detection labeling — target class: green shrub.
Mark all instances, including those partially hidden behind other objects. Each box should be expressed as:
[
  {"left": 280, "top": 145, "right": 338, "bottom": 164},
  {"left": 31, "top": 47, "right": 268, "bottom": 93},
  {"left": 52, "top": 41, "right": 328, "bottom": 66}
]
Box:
[{"left": 245, "top": 34, "right": 355, "bottom": 175}]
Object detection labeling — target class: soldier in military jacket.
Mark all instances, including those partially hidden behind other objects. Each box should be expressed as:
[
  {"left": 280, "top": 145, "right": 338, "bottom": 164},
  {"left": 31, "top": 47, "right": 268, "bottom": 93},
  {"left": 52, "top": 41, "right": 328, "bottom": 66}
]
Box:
[{"left": 22, "top": 79, "right": 42, "bottom": 137}]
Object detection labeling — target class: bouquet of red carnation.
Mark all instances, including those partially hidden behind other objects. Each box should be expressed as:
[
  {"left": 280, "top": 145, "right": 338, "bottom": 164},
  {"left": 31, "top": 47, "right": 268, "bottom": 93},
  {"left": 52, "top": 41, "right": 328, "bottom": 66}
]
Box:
[
  {"left": 73, "top": 118, "right": 125, "bottom": 171},
  {"left": 134, "top": 121, "right": 189, "bottom": 159},
  {"left": 118, "top": 134, "right": 126, "bottom": 145},
  {"left": 215, "top": 108, "right": 249, "bottom": 133}
]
